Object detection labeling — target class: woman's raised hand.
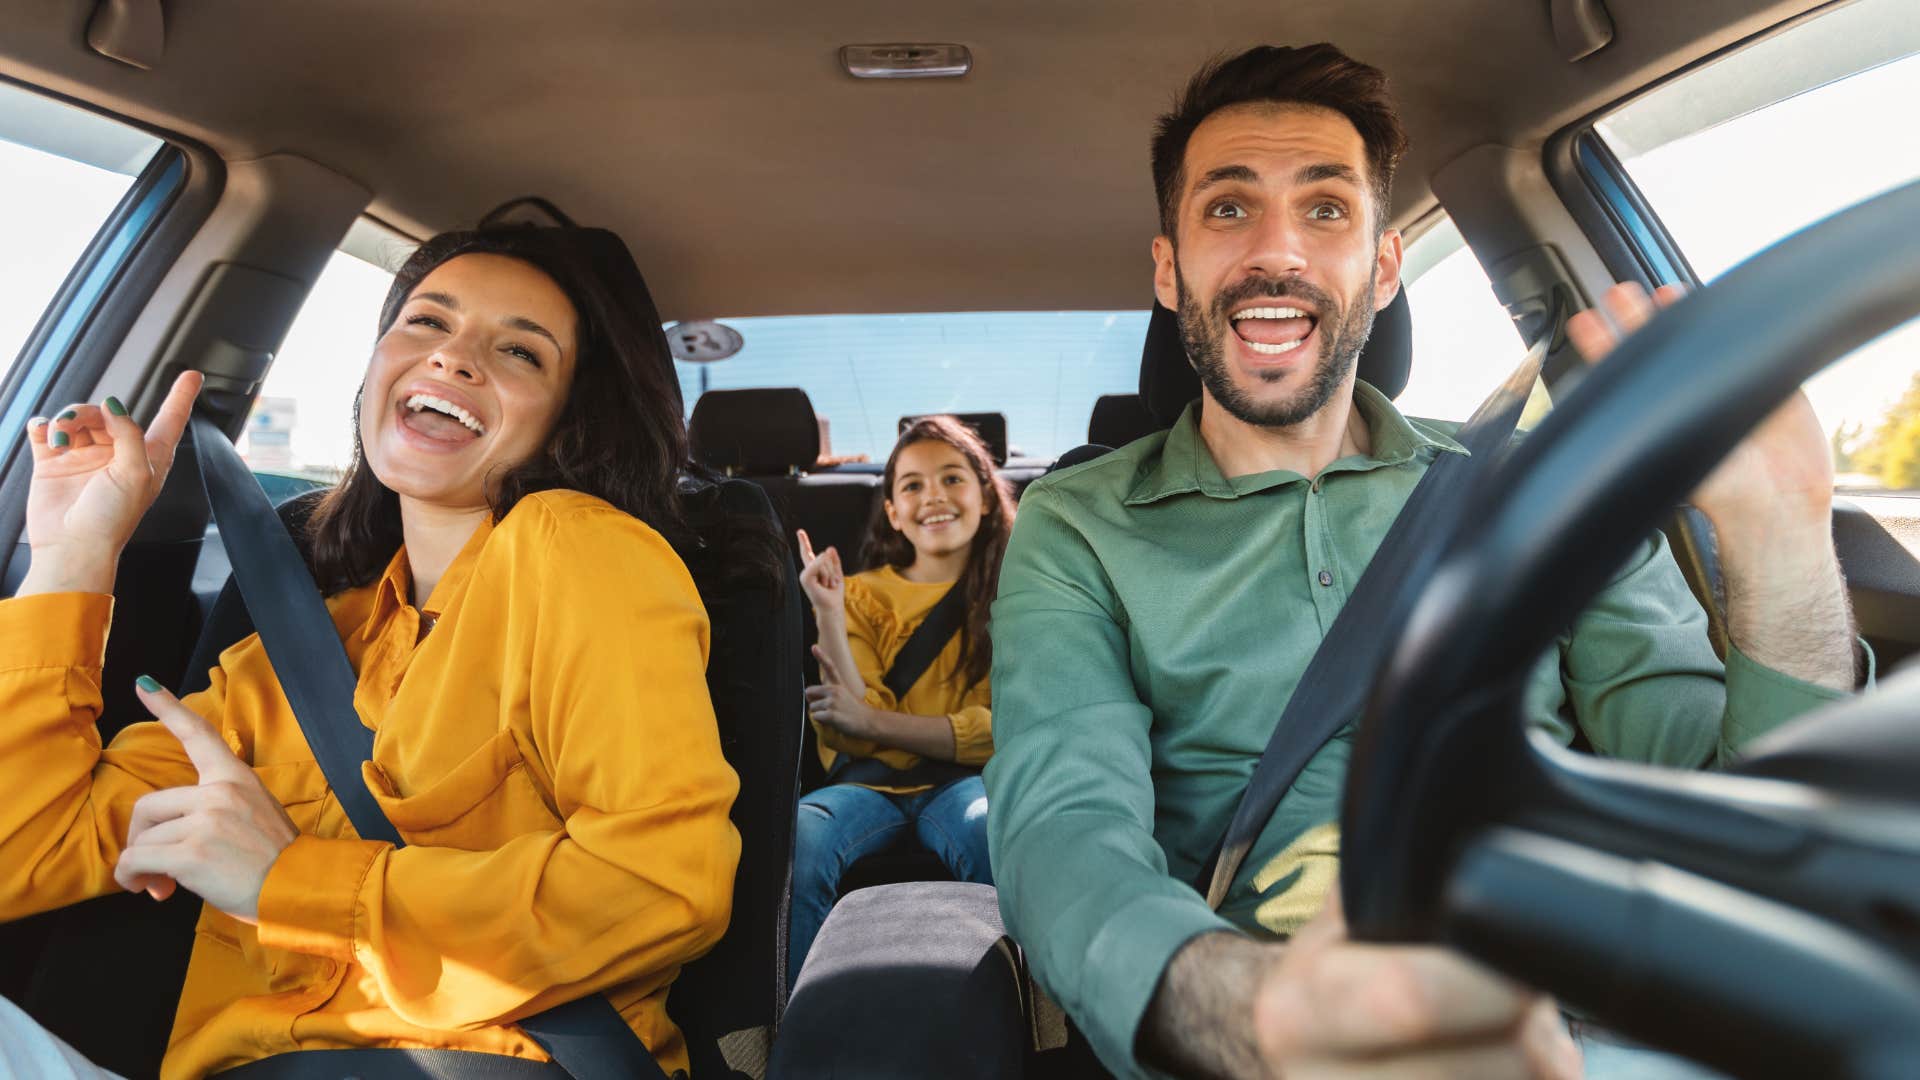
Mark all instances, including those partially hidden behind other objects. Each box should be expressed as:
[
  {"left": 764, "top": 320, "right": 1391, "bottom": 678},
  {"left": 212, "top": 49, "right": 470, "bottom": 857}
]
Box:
[
  {"left": 795, "top": 528, "right": 846, "bottom": 620},
  {"left": 20, "top": 371, "right": 203, "bottom": 595}
]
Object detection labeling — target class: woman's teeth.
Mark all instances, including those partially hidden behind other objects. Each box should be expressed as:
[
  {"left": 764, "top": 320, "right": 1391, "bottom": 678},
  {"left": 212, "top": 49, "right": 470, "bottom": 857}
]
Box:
[
  {"left": 405, "top": 393, "right": 485, "bottom": 435},
  {"left": 920, "top": 513, "right": 957, "bottom": 526}
]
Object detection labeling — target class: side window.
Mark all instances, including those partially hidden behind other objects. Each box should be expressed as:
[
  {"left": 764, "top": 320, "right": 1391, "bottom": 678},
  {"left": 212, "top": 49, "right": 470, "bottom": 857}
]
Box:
[
  {"left": 240, "top": 230, "right": 402, "bottom": 487},
  {"left": 1397, "top": 215, "right": 1540, "bottom": 424},
  {"left": 1595, "top": 0, "right": 1920, "bottom": 493},
  {"left": 0, "top": 83, "right": 162, "bottom": 377}
]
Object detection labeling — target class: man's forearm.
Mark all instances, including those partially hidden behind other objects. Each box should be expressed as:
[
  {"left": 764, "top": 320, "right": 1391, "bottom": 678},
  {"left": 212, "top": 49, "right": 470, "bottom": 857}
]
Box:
[
  {"left": 1714, "top": 516, "right": 1857, "bottom": 691},
  {"left": 1139, "top": 930, "right": 1274, "bottom": 1080}
]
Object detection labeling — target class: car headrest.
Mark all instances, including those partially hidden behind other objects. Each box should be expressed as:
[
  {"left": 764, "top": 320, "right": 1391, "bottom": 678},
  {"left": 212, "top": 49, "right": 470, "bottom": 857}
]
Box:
[
  {"left": 899, "top": 412, "right": 1009, "bottom": 466},
  {"left": 1087, "top": 393, "right": 1159, "bottom": 449},
  {"left": 690, "top": 387, "right": 820, "bottom": 473},
  {"left": 1139, "top": 286, "right": 1413, "bottom": 428}
]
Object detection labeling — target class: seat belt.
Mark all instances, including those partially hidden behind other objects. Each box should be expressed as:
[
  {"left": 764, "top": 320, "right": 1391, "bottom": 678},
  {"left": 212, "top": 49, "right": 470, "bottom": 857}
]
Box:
[
  {"left": 826, "top": 585, "right": 976, "bottom": 789},
  {"left": 188, "top": 415, "right": 671, "bottom": 1080},
  {"left": 881, "top": 584, "right": 967, "bottom": 701},
  {"left": 1199, "top": 341, "right": 1546, "bottom": 909}
]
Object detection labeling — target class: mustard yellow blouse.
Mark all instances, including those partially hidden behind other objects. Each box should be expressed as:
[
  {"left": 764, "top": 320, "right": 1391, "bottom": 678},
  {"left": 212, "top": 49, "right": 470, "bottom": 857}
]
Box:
[
  {"left": 814, "top": 565, "right": 994, "bottom": 793},
  {"left": 0, "top": 490, "right": 738, "bottom": 1078}
]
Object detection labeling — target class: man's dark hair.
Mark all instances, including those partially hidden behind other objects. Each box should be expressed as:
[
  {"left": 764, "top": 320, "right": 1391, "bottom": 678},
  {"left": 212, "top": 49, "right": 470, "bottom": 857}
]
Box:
[{"left": 1152, "top": 43, "right": 1409, "bottom": 237}]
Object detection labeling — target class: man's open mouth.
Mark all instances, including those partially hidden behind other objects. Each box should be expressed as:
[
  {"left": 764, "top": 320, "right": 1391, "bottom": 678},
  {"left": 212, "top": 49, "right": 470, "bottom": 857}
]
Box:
[
  {"left": 1230, "top": 305, "right": 1317, "bottom": 356},
  {"left": 402, "top": 393, "right": 486, "bottom": 440}
]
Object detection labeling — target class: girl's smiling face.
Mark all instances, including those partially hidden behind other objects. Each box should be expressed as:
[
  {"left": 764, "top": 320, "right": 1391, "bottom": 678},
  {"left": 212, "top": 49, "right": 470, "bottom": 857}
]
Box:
[
  {"left": 884, "top": 438, "right": 986, "bottom": 560},
  {"left": 358, "top": 253, "right": 579, "bottom": 510}
]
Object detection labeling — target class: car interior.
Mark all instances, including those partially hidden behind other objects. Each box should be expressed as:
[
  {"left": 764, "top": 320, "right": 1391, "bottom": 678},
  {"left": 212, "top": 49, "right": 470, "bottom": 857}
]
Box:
[{"left": 2, "top": 0, "right": 1918, "bottom": 1077}]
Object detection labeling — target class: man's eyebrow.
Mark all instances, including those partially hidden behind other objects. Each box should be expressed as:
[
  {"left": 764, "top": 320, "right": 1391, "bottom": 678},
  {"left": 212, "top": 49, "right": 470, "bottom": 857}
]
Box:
[
  {"left": 1190, "top": 164, "right": 1259, "bottom": 198},
  {"left": 1297, "top": 162, "right": 1364, "bottom": 188}
]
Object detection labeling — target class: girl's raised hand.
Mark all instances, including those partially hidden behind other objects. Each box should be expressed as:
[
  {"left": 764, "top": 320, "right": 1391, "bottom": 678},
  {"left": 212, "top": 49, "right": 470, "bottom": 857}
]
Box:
[
  {"left": 20, "top": 371, "right": 203, "bottom": 595},
  {"left": 795, "top": 528, "right": 845, "bottom": 619}
]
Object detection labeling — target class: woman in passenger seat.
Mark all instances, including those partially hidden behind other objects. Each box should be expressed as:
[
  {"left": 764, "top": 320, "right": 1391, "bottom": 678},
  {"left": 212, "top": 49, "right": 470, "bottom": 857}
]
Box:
[
  {"left": 0, "top": 224, "right": 778, "bottom": 1078},
  {"left": 787, "top": 415, "right": 1014, "bottom": 983}
]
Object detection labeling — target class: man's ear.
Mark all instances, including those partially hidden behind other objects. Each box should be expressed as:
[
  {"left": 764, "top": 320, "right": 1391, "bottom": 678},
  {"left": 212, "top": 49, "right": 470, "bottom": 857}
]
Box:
[
  {"left": 1373, "top": 228, "right": 1405, "bottom": 312},
  {"left": 1152, "top": 235, "right": 1179, "bottom": 312}
]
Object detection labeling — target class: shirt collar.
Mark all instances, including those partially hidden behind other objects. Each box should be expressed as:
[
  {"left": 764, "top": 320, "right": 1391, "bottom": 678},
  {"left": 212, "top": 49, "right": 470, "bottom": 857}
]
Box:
[
  {"left": 361, "top": 515, "right": 496, "bottom": 639},
  {"left": 1125, "top": 380, "right": 1467, "bottom": 506}
]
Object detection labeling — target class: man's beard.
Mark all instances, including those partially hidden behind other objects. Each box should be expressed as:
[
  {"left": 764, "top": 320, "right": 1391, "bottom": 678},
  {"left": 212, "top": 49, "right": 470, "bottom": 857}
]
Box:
[{"left": 1175, "top": 261, "right": 1376, "bottom": 429}]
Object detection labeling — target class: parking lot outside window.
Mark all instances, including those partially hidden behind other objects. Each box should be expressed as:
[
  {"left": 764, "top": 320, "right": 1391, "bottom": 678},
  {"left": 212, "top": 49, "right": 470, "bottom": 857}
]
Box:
[
  {"left": 1595, "top": 0, "right": 1920, "bottom": 494},
  {"left": 0, "top": 85, "right": 161, "bottom": 381}
]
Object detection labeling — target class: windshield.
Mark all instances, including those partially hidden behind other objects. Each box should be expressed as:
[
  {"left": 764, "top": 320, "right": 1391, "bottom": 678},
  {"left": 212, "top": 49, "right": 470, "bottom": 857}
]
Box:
[{"left": 670, "top": 311, "right": 1149, "bottom": 463}]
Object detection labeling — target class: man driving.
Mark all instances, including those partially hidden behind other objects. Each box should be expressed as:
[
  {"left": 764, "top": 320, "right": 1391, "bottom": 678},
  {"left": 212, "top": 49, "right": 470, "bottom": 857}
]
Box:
[{"left": 986, "top": 43, "right": 1862, "bottom": 1079}]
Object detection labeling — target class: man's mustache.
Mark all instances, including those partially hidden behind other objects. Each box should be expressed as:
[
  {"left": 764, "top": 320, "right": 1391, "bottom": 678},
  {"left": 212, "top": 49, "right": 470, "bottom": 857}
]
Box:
[{"left": 1209, "top": 275, "right": 1338, "bottom": 319}]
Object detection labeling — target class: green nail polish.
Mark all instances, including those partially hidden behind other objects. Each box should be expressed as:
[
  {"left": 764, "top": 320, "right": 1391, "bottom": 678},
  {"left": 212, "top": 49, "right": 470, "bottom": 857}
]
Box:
[
  {"left": 136, "top": 675, "right": 162, "bottom": 693},
  {"left": 105, "top": 397, "right": 127, "bottom": 417},
  {"left": 57, "top": 410, "right": 77, "bottom": 421},
  {"left": 49, "top": 431, "right": 68, "bottom": 448}
]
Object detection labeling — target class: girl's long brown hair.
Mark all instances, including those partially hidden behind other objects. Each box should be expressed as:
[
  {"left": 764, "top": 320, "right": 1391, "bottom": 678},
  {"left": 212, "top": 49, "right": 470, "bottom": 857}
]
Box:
[
  {"left": 860, "top": 416, "right": 1016, "bottom": 694},
  {"left": 306, "top": 224, "right": 784, "bottom": 600}
]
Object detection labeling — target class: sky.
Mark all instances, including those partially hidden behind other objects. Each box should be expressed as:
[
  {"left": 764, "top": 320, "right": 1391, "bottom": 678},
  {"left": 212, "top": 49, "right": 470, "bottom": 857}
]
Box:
[{"left": 2, "top": 36, "right": 1915, "bottom": 481}]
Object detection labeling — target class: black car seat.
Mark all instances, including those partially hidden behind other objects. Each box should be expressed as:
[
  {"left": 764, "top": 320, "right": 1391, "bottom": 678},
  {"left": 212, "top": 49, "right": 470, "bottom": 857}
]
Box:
[
  {"left": 21, "top": 479, "right": 804, "bottom": 1080},
  {"left": 1085, "top": 393, "right": 1159, "bottom": 451},
  {"left": 691, "top": 388, "right": 881, "bottom": 577}
]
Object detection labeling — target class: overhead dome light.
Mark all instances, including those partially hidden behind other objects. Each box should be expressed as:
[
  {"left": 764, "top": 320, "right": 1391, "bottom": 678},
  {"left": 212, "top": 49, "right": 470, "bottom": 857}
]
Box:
[{"left": 840, "top": 43, "right": 971, "bottom": 79}]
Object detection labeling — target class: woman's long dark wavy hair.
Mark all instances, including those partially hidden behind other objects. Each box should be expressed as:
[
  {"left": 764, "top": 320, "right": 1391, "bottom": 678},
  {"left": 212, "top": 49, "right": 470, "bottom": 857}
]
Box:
[
  {"left": 860, "top": 416, "right": 1015, "bottom": 694},
  {"left": 306, "top": 224, "right": 784, "bottom": 601}
]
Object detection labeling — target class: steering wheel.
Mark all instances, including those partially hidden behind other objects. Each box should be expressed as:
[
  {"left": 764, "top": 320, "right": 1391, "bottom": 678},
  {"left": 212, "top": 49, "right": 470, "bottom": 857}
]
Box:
[{"left": 1340, "top": 176, "right": 1920, "bottom": 1079}]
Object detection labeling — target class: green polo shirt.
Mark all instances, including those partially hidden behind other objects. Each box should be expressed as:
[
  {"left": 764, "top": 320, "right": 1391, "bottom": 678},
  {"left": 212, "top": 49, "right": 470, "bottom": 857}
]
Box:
[{"left": 985, "top": 382, "right": 1856, "bottom": 1078}]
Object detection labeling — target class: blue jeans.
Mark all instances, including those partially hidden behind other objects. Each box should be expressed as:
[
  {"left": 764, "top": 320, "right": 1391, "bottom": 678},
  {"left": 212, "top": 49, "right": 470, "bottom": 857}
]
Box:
[{"left": 787, "top": 775, "right": 993, "bottom": 984}]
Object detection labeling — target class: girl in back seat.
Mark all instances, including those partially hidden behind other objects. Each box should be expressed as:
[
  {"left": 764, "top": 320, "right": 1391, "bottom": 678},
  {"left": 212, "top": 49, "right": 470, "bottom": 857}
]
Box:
[
  {"left": 789, "top": 415, "right": 1015, "bottom": 982},
  {"left": 0, "top": 224, "right": 781, "bottom": 1078}
]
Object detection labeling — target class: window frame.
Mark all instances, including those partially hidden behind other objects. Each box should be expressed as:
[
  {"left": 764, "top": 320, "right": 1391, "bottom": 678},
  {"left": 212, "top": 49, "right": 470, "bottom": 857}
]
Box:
[
  {"left": 0, "top": 77, "right": 225, "bottom": 559},
  {"left": 1543, "top": 0, "right": 1897, "bottom": 289},
  {"left": 1539, "top": 0, "right": 1920, "bottom": 498}
]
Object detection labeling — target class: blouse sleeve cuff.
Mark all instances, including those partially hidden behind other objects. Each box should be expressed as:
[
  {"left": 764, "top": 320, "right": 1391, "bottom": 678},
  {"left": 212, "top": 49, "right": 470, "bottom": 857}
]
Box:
[
  {"left": 0, "top": 592, "right": 113, "bottom": 672},
  {"left": 255, "top": 834, "right": 387, "bottom": 962},
  {"left": 949, "top": 706, "right": 995, "bottom": 766}
]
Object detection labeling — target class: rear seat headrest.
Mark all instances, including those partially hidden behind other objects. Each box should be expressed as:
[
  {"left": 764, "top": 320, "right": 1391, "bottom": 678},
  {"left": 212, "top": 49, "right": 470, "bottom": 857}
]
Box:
[
  {"left": 899, "top": 412, "right": 1009, "bottom": 466},
  {"left": 690, "top": 387, "right": 820, "bottom": 473},
  {"left": 1139, "top": 285, "right": 1413, "bottom": 428},
  {"left": 1087, "top": 394, "right": 1158, "bottom": 449}
]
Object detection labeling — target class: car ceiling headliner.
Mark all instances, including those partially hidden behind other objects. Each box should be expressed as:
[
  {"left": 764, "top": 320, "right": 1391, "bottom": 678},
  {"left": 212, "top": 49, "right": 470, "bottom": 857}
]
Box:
[{"left": 4, "top": 0, "right": 1821, "bottom": 320}]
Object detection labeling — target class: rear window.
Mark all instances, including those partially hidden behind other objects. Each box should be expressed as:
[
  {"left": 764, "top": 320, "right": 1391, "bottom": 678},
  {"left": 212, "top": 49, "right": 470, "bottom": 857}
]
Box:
[{"left": 672, "top": 311, "right": 1148, "bottom": 462}]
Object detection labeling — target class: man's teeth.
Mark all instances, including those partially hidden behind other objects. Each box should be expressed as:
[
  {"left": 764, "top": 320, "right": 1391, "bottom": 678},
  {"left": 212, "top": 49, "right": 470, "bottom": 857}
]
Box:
[
  {"left": 1231, "top": 306, "right": 1309, "bottom": 321},
  {"left": 405, "top": 394, "right": 485, "bottom": 435},
  {"left": 1246, "top": 339, "right": 1304, "bottom": 356}
]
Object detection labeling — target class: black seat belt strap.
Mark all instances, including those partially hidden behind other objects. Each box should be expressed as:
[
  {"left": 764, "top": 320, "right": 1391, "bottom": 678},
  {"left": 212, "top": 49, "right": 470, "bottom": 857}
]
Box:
[
  {"left": 1200, "top": 343, "right": 1546, "bottom": 909},
  {"left": 882, "top": 584, "right": 967, "bottom": 701},
  {"left": 188, "top": 416, "right": 670, "bottom": 1080}
]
